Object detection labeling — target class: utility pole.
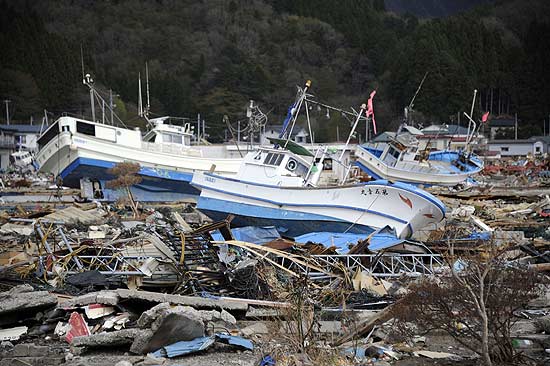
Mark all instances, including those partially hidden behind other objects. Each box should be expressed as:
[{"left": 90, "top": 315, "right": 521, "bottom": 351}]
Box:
[
  {"left": 197, "top": 113, "right": 201, "bottom": 143},
  {"left": 515, "top": 113, "right": 518, "bottom": 140},
  {"left": 109, "top": 89, "right": 114, "bottom": 125},
  {"left": 202, "top": 118, "right": 205, "bottom": 141},
  {"left": 3, "top": 99, "right": 11, "bottom": 125},
  {"left": 237, "top": 120, "right": 241, "bottom": 144}
]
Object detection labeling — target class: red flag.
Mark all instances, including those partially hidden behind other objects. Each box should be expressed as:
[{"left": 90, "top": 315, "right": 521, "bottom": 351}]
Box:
[
  {"left": 481, "top": 111, "right": 490, "bottom": 123},
  {"left": 366, "top": 90, "right": 377, "bottom": 134}
]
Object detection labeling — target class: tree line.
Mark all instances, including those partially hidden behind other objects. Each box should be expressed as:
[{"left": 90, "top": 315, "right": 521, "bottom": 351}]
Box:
[{"left": 0, "top": 0, "right": 548, "bottom": 140}]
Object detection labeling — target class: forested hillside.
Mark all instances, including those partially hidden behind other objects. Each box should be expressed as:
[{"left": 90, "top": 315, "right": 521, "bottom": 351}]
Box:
[
  {"left": 385, "top": 0, "right": 490, "bottom": 18},
  {"left": 1, "top": 0, "right": 549, "bottom": 141}
]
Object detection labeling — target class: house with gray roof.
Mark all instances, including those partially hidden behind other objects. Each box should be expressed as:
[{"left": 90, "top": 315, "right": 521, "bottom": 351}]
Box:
[
  {"left": 0, "top": 124, "right": 43, "bottom": 170},
  {"left": 260, "top": 124, "right": 309, "bottom": 145}
]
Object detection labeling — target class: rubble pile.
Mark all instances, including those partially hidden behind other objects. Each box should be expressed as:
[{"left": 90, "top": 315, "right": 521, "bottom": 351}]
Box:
[{"left": 0, "top": 172, "right": 549, "bottom": 366}]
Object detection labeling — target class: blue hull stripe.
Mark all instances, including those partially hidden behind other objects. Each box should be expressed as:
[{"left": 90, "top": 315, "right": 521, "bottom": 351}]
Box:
[
  {"left": 193, "top": 182, "right": 409, "bottom": 224},
  {"left": 354, "top": 161, "right": 383, "bottom": 180},
  {"left": 60, "top": 157, "right": 194, "bottom": 182},
  {"left": 198, "top": 197, "right": 375, "bottom": 237}
]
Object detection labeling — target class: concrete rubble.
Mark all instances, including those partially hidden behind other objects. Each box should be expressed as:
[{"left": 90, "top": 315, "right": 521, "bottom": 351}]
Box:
[{"left": 0, "top": 166, "right": 549, "bottom": 366}]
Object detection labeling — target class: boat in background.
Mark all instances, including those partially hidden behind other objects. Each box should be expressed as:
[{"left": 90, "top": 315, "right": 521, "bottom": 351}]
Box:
[
  {"left": 354, "top": 87, "right": 484, "bottom": 187},
  {"left": 36, "top": 115, "right": 243, "bottom": 201},
  {"left": 354, "top": 132, "right": 483, "bottom": 187}
]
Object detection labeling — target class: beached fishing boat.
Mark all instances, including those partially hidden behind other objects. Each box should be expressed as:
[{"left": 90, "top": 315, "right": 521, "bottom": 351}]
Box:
[
  {"left": 35, "top": 116, "right": 243, "bottom": 201},
  {"left": 354, "top": 87, "right": 484, "bottom": 186},
  {"left": 354, "top": 134, "right": 483, "bottom": 186},
  {"left": 34, "top": 74, "right": 246, "bottom": 201},
  {"left": 191, "top": 80, "right": 444, "bottom": 238},
  {"left": 191, "top": 142, "right": 445, "bottom": 239}
]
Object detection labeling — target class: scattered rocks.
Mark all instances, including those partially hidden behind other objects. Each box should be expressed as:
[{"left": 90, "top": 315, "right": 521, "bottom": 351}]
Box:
[{"left": 241, "top": 322, "right": 269, "bottom": 337}]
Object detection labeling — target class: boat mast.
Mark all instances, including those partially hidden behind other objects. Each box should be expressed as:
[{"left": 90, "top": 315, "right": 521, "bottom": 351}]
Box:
[
  {"left": 465, "top": 89, "right": 478, "bottom": 151},
  {"left": 283, "top": 80, "right": 311, "bottom": 149},
  {"left": 83, "top": 73, "right": 96, "bottom": 122},
  {"left": 138, "top": 72, "right": 143, "bottom": 118},
  {"left": 145, "top": 62, "right": 150, "bottom": 118},
  {"left": 339, "top": 103, "right": 367, "bottom": 184},
  {"left": 401, "top": 71, "right": 428, "bottom": 134}
]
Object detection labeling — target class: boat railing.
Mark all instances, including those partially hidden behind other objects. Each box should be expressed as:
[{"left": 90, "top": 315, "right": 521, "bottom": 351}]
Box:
[
  {"left": 274, "top": 253, "right": 445, "bottom": 279},
  {"left": 141, "top": 141, "right": 203, "bottom": 157}
]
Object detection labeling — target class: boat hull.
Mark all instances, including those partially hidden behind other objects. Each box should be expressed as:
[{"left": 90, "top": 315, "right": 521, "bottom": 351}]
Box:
[{"left": 191, "top": 172, "right": 445, "bottom": 238}]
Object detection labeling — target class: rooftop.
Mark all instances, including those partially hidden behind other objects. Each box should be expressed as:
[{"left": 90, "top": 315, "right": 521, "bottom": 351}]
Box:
[
  {"left": 421, "top": 124, "right": 471, "bottom": 136},
  {"left": 0, "top": 124, "right": 43, "bottom": 134},
  {"left": 489, "top": 117, "right": 517, "bottom": 128}
]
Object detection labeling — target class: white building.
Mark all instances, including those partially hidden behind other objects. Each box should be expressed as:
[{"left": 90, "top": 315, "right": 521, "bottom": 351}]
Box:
[
  {"left": 0, "top": 124, "right": 43, "bottom": 170},
  {"left": 418, "top": 124, "right": 485, "bottom": 151},
  {"left": 260, "top": 125, "right": 309, "bottom": 145},
  {"left": 487, "top": 136, "right": 549, "bottom": 157}
]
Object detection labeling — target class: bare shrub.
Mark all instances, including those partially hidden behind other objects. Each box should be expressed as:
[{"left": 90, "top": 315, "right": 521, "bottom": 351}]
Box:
[
  {"left": 106, "top": 162, "right": 142, "bottom": 218},
  {"left": 391, "top": 242, "right": 543, "bottom": 366}
]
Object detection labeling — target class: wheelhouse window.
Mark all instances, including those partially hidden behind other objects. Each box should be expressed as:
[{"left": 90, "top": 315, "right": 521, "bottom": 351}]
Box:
[
  {"left": 388, "top": 147, "right": 400, "bottom": 159},
  {"left": 37, "top": 121, "right": 59, "bottom": 150},
  {"left": 162, "top": 133, "right": 183, "bottom": 144},
  {"left": 76, "top": 121, "right": 96, "bottom": 136},
  {"left": 264, "top": 152, "right": 284, "bottom": 166}
]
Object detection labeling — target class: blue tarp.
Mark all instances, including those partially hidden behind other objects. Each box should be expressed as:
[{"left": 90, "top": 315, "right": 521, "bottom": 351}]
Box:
[
  {"left": 294, "top": 232, "right": 371, "bottom": 253},
  {"left": 211, "top": 226, "right": 281, "bottom": 244},
  {"left": 215, "top": 333, "right": 254, "bottom": 350},
  {"left": 153, "top": 336, "right": 215, "bottom": 358},
  {"left": 152, "top": 333, "right": 254, "bottom": 358},
  {"left": 467, "top": 231, "right": 491, "bottom": 240},
  {"left": 368, "top": 226, "right": 405, "bottom": 252},
  {"left": 342, "top": 346, "right": 367, "bottom": 359}
]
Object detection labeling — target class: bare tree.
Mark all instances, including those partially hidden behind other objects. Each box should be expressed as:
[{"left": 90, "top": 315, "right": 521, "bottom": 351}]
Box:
[
  {"left": 106, "top": 162, "right": 142, "bottom": 218},
  {"left": 392, "top": 240, "right": 543, "bottom": 365}
]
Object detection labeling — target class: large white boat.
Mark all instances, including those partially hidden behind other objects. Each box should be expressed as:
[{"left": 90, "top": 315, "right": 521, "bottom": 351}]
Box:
[
  {"left": 35, "top": 115, "right": 243, "bottom": 201},
  {"left": 34, "top": 72, "right": 252, "bottom": 201},
  {"left": 191, "top": 142, "right": 445, "bottom": 239}
]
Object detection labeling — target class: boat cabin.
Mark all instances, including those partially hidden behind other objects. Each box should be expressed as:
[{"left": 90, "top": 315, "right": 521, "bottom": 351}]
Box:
[
  {"left": 238, "top": 145, "right": 322, "bottom": 187},
  {"left": 142, "top": 117, "right": 193, "bottom": 147},
  {"left": 374, "top": 134, "right": 425, "bottom": 168},
  {"left": 38, "top": 116, "right": 143, "bottom": 151}
]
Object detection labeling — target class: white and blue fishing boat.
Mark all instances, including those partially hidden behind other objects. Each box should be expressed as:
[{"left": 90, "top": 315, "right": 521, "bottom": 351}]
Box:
[
  {"left": 191, "top": 142, "right": 445, "bottom": 239},
  {"left": 34, "top": 73, "right": 247, "bottom": 201},
  {"left": 354, "top": 87, "right": 485, "bottom": 187},
  {"left": 354, "top": 133, "right": 483, "bottom": 187},
  {"left": 191, "top": 81, "right": 444, "bottom": 238}
]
